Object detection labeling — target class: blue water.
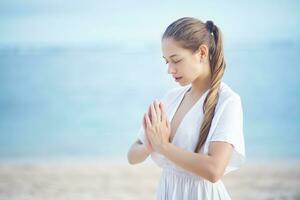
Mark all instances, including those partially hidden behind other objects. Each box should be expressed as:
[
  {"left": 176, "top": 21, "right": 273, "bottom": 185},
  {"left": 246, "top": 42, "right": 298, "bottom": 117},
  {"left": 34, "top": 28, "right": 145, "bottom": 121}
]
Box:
[{"left": 0, "top": 43, "right": 299, "bottom": 161}]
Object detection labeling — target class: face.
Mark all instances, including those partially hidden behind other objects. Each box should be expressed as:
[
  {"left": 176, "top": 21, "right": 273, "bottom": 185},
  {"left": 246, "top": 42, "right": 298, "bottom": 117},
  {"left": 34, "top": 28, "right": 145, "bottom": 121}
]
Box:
[{"left": 161, "top": 38, "right": 210, "bottom": 86}]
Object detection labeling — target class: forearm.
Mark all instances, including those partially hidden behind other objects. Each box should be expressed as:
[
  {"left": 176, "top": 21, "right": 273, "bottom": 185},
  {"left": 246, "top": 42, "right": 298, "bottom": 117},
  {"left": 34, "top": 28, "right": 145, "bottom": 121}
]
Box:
[
  {"left": 127, "top": 143, "right": 151, "bottom": 165},
  {"left": 160, "top": 143, "right": 220, "bottom": 182}
]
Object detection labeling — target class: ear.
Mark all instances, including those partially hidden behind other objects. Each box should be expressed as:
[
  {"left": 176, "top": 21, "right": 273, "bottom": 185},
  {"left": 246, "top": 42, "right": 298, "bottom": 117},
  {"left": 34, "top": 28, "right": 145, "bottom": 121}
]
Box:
[{"left": 196, "top": 44, "right": 209, "bottom": 61}]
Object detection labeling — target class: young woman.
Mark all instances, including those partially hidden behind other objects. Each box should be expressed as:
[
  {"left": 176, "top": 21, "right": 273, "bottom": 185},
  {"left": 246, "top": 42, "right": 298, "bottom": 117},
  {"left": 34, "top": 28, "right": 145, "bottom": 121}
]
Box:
[{"left": 127, "top": 17, "right": 245, "bottom": 200}]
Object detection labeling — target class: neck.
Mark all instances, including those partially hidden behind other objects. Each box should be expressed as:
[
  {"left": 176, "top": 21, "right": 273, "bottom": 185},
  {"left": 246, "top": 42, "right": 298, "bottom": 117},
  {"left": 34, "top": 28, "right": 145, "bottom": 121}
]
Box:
[{"left": 187, "top": 75, "right": 212, "bottom": 98}]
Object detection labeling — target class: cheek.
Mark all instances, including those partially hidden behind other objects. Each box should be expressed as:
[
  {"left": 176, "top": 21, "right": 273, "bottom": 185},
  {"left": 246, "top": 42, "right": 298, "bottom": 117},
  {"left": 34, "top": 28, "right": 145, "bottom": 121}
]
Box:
[
  {"left": 184, "top": 61, "right": 202, "bottom": 76},
  {"left": 194, "top": 64, "right": 204, "bottom": 74},
  {"left": 186, "top": 65, "right": 204, "bottom": 81}
]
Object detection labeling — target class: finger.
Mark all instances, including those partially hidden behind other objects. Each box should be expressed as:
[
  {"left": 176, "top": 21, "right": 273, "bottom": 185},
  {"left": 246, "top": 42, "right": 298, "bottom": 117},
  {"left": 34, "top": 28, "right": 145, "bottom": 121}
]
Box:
[
  {"left": 143, "top": 113, "right": 147, "bottom": 130},
  {"left": 144, "top": 128, "right": 151, "bottom": 145},
  {"left": 154, "top": 100, "right": 161, "bottom": 122},
  {"left": 160, "top": 101, "right": 166, "bottom": 113},
  {"left": 145, "top": 112, "right": 152, "bottom": 128},
  {"left": 166, "top": 119, "right": 170, "bottom": 129},
  {"left": 150, "top": 102, "right": 157, "bottom": 123},
  {"left": 145, "top": 128, "right": 151, "bottom": 144},
  {"left": 145, "top": 114, "right": 153, "bottom": 143},
  {"left": 148, "top": 104, "right": 152, "bottom": 123},
  {"left": 160, "top": 102, "right": 166, "bottom": 123}
]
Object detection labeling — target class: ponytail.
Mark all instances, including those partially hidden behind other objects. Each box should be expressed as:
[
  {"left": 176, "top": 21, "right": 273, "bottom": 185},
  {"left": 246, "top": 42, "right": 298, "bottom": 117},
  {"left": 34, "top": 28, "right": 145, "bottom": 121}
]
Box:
[{"left": 194, "top": 21, "right": 226, "bottom": 153}]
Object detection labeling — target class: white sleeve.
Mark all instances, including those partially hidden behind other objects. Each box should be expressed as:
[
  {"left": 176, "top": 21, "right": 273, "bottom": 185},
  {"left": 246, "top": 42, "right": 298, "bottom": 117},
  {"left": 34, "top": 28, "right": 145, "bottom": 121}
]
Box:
[{"left": 209, "top": 96, "right": 246, "bottom": 173}]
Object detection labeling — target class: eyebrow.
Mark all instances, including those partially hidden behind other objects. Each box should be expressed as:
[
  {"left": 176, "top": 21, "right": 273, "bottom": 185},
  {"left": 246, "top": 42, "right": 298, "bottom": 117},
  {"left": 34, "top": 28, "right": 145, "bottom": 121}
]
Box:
[{"left": 162, "top": 54, "right": 180, "bottom": 59}]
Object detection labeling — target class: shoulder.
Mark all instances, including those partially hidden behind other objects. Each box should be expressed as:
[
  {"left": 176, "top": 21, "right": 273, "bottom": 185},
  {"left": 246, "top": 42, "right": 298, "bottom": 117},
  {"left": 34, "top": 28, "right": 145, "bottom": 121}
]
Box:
[
  {"left": 216, "top": 82, "right": 242, "bottom": 110},
  {"left": 208, "top": 82, "right": 244, "bottom": 140}
]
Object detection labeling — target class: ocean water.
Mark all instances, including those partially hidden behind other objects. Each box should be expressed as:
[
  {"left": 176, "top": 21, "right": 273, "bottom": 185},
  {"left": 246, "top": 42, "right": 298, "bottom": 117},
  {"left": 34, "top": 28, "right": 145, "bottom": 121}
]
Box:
[{"left": 0, "top": 44, "right": 299, "bottom": 161}]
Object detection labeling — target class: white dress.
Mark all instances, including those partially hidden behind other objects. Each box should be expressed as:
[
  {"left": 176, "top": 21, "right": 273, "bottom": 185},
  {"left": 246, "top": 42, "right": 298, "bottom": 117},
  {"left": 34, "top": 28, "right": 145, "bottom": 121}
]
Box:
[{"left": 137, "top": 82, "right": 246, "bottom": 200}]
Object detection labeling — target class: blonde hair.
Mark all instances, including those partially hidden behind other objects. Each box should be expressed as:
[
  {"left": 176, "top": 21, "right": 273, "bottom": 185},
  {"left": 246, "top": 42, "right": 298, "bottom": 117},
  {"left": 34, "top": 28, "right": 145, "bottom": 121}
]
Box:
[{"left": 162, "top": 17, "right": 226, "bottom": 153}]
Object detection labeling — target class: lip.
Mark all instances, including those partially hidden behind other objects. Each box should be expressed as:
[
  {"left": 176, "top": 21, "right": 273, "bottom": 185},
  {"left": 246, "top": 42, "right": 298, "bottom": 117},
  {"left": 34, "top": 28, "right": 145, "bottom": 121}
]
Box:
[{"left": 174, "top": 77, "right": 182, "bottom": 81}]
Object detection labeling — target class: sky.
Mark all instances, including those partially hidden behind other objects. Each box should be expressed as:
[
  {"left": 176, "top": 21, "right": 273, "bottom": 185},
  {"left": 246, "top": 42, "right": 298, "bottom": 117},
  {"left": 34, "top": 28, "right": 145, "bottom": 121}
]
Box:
[{"left": 0, "top": 0, "right": 299, "bottom": 47}]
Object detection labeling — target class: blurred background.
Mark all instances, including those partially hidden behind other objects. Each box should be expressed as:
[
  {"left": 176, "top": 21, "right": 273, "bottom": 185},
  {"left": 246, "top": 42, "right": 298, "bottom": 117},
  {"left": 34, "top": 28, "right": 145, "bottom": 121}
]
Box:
[{"left": 0, "top": 0, "right": 299, "bottom": 199}]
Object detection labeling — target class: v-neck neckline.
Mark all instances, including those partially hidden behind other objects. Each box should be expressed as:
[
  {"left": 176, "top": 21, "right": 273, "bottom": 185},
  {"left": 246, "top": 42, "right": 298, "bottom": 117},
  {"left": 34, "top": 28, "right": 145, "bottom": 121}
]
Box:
[{"left": 169, "top": 85, "right": 210, "bottom": 144}]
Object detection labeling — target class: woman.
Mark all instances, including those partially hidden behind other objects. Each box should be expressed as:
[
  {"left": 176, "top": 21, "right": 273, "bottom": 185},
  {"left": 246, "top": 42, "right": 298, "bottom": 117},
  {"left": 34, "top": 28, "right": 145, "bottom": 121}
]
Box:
[{"left": 127, "top": 17, "right": 245, "bottom": 200}]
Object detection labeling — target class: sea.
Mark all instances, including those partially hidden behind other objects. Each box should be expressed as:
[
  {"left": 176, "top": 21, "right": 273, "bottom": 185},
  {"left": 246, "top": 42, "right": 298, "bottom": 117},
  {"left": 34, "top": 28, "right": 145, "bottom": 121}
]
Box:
[{"left": 0, "top": 42, "right": 299, "bottom": 162}]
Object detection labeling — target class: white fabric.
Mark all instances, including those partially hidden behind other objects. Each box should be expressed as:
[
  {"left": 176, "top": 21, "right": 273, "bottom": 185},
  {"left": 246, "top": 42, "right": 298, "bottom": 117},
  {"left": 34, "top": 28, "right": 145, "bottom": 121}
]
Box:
[{"left": 136, "top": 82, "right": 246, "bottom": 200}]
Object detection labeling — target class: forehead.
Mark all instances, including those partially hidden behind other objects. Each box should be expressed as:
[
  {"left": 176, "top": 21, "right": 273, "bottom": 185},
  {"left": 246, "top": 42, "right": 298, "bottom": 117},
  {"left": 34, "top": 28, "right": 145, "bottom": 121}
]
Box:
[{"left": 161, "top": 38, "right": 190, "bottom": 58}]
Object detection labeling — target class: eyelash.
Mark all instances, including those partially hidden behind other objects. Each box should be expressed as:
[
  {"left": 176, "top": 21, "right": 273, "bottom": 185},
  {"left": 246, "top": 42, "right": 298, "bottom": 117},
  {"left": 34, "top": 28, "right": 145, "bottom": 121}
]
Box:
[{"left": 165, "top": 59, "right": 182, "bottom": 64}]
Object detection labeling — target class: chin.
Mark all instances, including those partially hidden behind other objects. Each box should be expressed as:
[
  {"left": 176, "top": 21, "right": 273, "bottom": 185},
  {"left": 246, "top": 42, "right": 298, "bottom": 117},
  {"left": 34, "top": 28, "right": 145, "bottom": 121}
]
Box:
[{"left": 178, "top": 81, "right": 190, "bottom": 86}]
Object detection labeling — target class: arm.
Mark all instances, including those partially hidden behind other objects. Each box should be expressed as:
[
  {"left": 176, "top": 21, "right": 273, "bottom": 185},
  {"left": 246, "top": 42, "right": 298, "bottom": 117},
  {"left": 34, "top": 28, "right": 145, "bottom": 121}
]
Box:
[
  {"left": 144, "top": 100, "right": 234, "bottom": 182},
  {"left": 159, "top": 141, "right": 233, "bottom": 183},
  {"left": 127, "top": 139, "right": 151, "bottom": 165}
]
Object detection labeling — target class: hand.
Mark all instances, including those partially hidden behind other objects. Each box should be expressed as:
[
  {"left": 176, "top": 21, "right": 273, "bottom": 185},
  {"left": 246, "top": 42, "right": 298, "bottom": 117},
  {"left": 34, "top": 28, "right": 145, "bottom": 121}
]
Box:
[
  {"left": 141, "top": 104, "right": 154, "bottom": 154},
  {"left": 143, "top": 100, "right": 171, "bottom": 154},
  {"left": 142, "top": 126, "right": 154, "bottom": 154}
]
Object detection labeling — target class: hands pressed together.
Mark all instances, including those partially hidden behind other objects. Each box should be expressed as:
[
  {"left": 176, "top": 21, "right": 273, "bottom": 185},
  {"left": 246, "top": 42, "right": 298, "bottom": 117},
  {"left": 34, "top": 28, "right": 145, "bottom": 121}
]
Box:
[{"left": 142, "top": 100, "right": 171, "bottom": 154}]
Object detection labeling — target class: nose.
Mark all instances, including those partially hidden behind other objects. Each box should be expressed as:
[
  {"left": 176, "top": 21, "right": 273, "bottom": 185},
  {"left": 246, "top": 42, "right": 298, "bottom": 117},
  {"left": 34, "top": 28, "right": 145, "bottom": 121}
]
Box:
[{"left": 167, "top": 64, "right": 176, "bottom": 74}]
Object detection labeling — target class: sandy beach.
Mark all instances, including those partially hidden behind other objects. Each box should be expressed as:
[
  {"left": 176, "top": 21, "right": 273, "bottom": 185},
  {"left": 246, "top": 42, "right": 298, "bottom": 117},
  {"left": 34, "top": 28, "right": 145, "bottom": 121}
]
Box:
[{"left": 0, "top": 158, "right": 299, "bottom": 200}]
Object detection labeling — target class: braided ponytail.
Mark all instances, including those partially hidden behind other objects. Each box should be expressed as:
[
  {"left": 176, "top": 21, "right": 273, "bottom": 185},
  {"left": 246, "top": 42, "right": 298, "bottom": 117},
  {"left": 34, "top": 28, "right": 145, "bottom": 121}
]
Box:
[{"left": 194, "top": 21, "right": 226, "bottom": 153}]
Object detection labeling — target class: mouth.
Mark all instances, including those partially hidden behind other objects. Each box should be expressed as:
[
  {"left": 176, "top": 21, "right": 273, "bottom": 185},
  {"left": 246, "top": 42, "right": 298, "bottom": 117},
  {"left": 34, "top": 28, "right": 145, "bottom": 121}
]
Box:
[{"left": 174, "top": 77, "right": 182, "bottom": 81}]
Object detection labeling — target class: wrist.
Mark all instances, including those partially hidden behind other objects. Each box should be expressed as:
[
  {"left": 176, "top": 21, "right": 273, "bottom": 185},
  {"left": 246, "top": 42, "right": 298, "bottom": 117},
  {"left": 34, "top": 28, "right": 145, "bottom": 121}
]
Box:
[
  {"left": 143, "top": 144, "right": 152, "bottom": 154},
  {"left": 159, "top": 142, "right": 172, "bottom": 155}
]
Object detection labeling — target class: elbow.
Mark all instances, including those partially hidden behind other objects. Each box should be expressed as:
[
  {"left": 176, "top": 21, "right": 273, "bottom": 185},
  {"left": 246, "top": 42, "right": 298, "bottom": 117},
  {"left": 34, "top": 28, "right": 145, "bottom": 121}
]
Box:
[
  {"left": 128, "top": 158, "right": 137, "bottom": 165},
  {"left": 127, "top": 142, "right": 149, "bottom": 165},
  {"left": 127, "top": 149, "right": 140, "bottom": 165},
  {"left": 127, "top": 151, "right": 135, "bottom": 165},
  {"left": 207, "top": 166, "right": 224, "bottom": 183},
  {"left": 208, "top": 173, "right": 221, "bottom": 183},
  {"left": 128, "top": 160, "right": 136, "bottom": 165},
  {"left": 127, "top": 157, "right": 134, "bottom": 165}
]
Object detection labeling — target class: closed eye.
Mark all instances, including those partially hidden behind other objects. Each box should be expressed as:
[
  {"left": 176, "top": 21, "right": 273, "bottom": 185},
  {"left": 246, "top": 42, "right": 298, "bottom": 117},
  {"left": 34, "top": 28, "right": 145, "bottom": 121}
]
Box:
[
  {"left": 165, "top": 59, "right": 182, "bottom": 64},
  {"left": 174, "top": 59, "right": 182, "bottom": 63}
]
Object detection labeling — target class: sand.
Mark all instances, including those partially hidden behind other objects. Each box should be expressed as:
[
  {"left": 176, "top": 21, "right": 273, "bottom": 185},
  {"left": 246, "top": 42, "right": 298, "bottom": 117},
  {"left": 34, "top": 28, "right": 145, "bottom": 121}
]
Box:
[{"left": 0, "top": 158, "right": 299, "bottom": 200}]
